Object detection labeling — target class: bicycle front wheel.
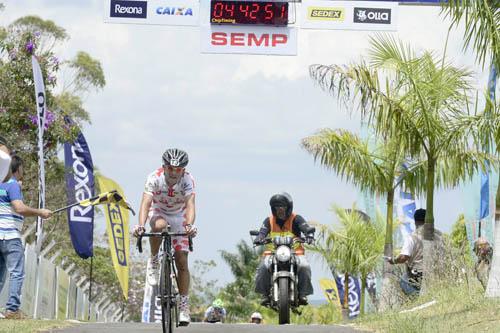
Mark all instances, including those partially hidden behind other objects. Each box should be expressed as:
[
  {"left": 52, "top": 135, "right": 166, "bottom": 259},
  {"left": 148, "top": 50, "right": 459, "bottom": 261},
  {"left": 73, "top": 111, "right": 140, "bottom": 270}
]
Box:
[{"left": 160, "top": 256, "right": 173, "bottom": 333}]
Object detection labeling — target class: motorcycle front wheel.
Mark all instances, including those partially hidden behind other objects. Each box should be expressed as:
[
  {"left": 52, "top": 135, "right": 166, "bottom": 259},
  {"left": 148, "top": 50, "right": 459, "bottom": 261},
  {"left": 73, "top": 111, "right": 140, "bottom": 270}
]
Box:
[{"left": 278, "top": 278, "right": 290, "bottom": 324}]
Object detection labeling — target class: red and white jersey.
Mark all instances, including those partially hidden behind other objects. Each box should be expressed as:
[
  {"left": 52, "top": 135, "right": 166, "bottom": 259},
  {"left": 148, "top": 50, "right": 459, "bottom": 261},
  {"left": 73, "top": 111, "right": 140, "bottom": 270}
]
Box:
[{"left": 144, "top": 168, "right": 195, "bottom": 215}]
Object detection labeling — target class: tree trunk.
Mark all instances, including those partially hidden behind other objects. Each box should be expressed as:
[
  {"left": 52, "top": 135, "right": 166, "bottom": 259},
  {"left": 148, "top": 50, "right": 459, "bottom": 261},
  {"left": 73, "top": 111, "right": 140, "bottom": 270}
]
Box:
[
  {"left": 341, "top": 272, "right": 350, "bottom": 320},
  {"left": 379, "top": 189, "right": 396, "bottom": 311},
  {"left": 486, "top": 176, "right": 500, "bottom": 297},
  {"left": 422, "top": 157, "right": 436, "bottom": 294},
  {"left": 384, "top": 189, "right": 395, "bottom": 257}
]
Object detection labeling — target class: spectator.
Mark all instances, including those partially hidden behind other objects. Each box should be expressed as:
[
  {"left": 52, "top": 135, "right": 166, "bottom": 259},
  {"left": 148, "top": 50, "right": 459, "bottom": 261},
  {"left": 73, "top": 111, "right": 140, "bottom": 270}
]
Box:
[
  {"left": 0, "top": 155, "right": 52, "bottom": 319},
  {"left": 250, "top": 312, "right": 263, "bottom": 324},
  {"left": 387, "top": 208, "right": 426, "bottom": 295}
]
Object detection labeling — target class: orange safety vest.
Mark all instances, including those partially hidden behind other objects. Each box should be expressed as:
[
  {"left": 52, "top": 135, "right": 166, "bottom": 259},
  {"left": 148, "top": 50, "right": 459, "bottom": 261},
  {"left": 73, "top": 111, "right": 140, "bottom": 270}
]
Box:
[{"left": 263, "top": 213, "right": 305, "bottom": 256}]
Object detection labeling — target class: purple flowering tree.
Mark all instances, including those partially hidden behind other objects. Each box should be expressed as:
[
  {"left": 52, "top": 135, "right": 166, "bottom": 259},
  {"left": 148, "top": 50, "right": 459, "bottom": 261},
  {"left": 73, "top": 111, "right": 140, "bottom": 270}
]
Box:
[
  {"left": 0, "top": 16, "right": 105, "bottom": 157},
  {"left": 0, "top": 13, "right": 108, "bottom": 292}
]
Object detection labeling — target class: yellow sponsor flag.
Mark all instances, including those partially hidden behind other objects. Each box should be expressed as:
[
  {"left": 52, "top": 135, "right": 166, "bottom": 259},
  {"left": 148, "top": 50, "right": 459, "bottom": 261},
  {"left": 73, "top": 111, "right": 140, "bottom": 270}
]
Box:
[
  {"left": 80, "top": 190, "right": 136, "bottom": 215},
  {"left": 319, "top": 278, "right": 342, "bottom": 309},
  {"left": 96, "top": 175, "right": 130, "bottom": 300}
]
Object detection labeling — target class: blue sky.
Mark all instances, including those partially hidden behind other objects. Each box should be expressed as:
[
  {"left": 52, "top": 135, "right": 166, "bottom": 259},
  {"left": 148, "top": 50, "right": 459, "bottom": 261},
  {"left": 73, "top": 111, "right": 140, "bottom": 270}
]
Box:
[{"left": 2, "top": 0, "right": 492, "bottom": 300}]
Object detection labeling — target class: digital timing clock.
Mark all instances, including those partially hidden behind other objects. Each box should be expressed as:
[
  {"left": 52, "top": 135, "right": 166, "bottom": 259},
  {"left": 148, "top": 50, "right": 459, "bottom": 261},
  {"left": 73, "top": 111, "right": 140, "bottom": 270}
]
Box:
[{"left": 210, "top": 0, "right": 289, "bottom": 26}]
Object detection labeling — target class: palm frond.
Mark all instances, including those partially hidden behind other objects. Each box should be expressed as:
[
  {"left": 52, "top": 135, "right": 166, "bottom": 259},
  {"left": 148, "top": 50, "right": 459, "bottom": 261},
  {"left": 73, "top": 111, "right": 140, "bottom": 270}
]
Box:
[
  {"left": 302, "top": 128, "right": 391, "bottom": 194},
  {"left": 442, "top": 0, "right": 500, "bottom": 70}
]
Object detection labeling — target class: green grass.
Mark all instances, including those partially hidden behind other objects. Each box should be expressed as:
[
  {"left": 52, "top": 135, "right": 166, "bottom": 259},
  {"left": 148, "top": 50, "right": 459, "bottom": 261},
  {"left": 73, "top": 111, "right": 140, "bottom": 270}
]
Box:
[
  {"left": 0, "top": 319, "right": 74, "bottom": 333},
  {"left": 355, "top": 279, "right": 500, "bottom": 333}
]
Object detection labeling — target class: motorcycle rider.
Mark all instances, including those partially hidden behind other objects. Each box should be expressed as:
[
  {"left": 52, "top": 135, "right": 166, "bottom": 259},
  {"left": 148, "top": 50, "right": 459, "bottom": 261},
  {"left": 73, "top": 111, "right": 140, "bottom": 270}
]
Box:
[{"left": 253, "top": 192, "right": 315, "bottom": 306}]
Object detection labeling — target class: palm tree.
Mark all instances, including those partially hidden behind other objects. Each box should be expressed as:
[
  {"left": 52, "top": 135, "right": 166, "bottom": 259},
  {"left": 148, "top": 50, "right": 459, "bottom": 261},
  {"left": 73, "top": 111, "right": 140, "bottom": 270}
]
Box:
[
  {"left": 302, "top": 128, "right": 425, "bottom": 309},
  {"left": 302, "top": 129, "right": 406, "bottom": 260},
  {"left": 308, "top": 206, "right": 385, "bottom": 316},
  {"left": 443, "top": 0, "right": 500, "bottom": 298},
  {"left": 218, "top": 240, "right": 261, "bottom": 322},
  {"left": 309, "top": 34, "right": 497, "bottom": 287}
]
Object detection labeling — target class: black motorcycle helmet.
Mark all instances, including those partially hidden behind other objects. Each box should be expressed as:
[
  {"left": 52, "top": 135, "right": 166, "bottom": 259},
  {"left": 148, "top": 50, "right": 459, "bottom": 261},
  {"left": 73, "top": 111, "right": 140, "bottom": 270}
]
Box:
[{"left": 269, "top": 192, "right": 293, "bottom": 220}]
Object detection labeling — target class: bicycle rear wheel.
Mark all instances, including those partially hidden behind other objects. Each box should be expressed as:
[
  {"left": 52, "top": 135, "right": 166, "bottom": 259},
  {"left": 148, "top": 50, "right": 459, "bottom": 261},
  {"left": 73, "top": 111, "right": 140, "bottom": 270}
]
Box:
[{"left": 160, "top": 256, "right": 173, "bottom": 333}]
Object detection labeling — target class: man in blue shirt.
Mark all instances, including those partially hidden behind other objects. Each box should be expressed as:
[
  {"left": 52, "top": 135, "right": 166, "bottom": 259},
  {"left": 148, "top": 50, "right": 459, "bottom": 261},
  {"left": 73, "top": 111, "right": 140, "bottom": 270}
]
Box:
[{"left": 0, "top": 155, "right": 52, "bottom": 319}]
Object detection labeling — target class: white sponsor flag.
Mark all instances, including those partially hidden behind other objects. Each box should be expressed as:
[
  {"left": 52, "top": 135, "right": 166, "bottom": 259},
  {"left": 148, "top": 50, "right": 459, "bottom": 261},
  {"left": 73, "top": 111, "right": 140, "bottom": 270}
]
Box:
[{"left": 31, "top": 55, "right": 46, "bottom": 251}]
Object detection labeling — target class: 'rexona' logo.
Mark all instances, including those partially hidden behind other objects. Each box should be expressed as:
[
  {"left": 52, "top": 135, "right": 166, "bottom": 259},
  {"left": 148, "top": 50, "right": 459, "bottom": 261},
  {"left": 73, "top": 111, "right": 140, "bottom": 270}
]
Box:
[
  {"left": 156, "top": 7, "right": 193, "bottom": 16},
  {"left": 110, "top": 0, "right": 147, "bottom": 18}
]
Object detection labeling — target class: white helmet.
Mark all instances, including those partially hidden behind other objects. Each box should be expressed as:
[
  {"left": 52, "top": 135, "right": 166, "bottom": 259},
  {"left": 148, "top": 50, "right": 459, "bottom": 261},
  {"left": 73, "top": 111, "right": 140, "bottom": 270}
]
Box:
[{"left": 251, "top": 312, "right": 263, "bottom": 320}]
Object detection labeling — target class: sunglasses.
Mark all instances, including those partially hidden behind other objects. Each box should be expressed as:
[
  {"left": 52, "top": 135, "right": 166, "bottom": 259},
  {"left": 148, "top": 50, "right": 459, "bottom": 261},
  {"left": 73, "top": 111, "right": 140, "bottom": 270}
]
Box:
[{"left": 165, "top": 166, "right": 185, "bottom": 173}]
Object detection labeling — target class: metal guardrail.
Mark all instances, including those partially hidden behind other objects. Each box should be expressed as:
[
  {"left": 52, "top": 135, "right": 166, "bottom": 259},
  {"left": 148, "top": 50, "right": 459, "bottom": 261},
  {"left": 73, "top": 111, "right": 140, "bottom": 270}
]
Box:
[{"left": 0, "top": 242, "right": 128, "bottom": 322}]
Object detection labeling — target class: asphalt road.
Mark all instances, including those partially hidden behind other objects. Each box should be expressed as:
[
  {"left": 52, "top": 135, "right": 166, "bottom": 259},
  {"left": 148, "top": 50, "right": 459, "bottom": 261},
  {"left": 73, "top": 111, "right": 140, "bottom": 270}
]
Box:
[{"left": 48, "top": 322, "right": 369, "bottom": 333}]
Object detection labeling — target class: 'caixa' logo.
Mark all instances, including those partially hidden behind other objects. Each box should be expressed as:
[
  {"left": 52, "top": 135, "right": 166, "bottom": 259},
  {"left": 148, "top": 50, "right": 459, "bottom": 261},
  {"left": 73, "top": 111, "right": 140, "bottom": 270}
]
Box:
[{"left": 110, "top": 0, "right": 147, "bottom": 18}]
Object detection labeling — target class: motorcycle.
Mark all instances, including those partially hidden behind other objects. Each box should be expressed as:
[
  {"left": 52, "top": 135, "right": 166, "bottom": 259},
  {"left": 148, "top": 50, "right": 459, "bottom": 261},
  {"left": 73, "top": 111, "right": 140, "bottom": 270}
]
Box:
[{"left": 250, "top": 229, "right": 314, "bottom": 324}]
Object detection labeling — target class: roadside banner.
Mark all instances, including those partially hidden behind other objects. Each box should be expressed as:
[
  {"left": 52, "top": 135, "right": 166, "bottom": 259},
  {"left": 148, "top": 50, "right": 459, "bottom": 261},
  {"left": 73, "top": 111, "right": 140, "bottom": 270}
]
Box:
[
  {"left": 31, "top": 55, "right": 47, "bottom": 252},
  {"left": 97, "top": 175, "right": 130, "bottom": 300},
  {"left": 319, "top": 278, "right": 342, "bottom": 310},
  {"left": 335, "top": 274, "right": 361, "bottom": 318},
  {"left": 64, "top": 119, "right": 95, "bottom": 259},
  {"left": 141, "top": 282, "right": 161, "bottom": 322}
]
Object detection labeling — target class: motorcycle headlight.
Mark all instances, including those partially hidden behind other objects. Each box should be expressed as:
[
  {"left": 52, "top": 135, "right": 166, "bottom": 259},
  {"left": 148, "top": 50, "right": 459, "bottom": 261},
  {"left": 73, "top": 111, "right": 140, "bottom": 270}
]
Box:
[{"left": 276, "top": 245, "right": 291, "bottom": 262}]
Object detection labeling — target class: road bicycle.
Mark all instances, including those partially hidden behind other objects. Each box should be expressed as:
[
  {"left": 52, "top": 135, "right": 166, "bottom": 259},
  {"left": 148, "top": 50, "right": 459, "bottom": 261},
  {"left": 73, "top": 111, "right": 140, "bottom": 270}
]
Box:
[{"left": 137, "top": 230, "right": 192, "bottom": 333}]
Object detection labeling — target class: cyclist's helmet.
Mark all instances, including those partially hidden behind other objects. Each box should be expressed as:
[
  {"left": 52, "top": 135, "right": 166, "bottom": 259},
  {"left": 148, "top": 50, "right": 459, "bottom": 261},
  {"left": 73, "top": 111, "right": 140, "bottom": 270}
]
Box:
[
  {"left": 212, "top": 299, "right": 224, "bottom": 309},
  {"left": 269, "top": 192, "right": 293, "bottom": 220},
  {"left": 162, "top": 148, "right": 189, "bottom": 168},
  {"left": 251, "top": 312, "right": 263, "bottom": 320}
]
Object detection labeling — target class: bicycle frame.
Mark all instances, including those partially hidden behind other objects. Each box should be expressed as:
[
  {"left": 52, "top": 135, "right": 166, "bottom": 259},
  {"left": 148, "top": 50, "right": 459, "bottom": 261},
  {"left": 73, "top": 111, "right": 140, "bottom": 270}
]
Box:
[{"left": 137, "top": 231, "right": 192, "bottom": 333}]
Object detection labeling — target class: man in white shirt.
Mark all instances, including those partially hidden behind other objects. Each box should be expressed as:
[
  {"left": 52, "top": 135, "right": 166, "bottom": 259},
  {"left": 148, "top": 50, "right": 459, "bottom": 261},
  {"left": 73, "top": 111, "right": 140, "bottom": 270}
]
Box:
[{"left": 387, "top": 209, "right": 425, "bottom": 295}]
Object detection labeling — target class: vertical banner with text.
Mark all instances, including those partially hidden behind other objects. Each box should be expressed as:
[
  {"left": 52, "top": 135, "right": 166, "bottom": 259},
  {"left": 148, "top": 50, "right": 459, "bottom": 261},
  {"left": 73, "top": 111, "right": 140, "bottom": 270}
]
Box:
[
  {"left": 335, "top": 274, "right": 361, "bottom": 318},
  {"left": 97, "top": 175, "right": 130, "bottom": 299},
  {"left": 31, "top": 55, "right": 47, "bottom": 252},
  {"left": 64, "top": 120, "right": 95, "bottom": 258}
]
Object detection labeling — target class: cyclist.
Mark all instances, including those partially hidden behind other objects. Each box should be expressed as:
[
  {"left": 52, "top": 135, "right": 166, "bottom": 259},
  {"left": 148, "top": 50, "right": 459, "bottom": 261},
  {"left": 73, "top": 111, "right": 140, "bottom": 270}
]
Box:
[
  {"left": 133, "top": 148, "right": 197, "bottom": 325},
  {"left": 203, "top": 298, "right": 226, "bottom": 323},
  {"left": 253, "top": 192, "right": 315, "bottom": 306}
]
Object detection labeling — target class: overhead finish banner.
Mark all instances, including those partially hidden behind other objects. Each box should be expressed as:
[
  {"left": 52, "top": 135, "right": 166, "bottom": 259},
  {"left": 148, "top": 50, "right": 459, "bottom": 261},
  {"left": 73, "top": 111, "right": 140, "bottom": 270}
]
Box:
[
  {"left": 201, "top": 25, "right": 297, "bottom": 56},
  {"left": 103, "top": 0, "right": 200, "bottom": 26},
  {"left": 64, "top": 120, "right": 95, "bottom": 259},
  {"left": 97, "top": 175, "right": 130, "bottom": 300},
  {"left": 302, "top": 1, "right": 398, "bottom": 31}
]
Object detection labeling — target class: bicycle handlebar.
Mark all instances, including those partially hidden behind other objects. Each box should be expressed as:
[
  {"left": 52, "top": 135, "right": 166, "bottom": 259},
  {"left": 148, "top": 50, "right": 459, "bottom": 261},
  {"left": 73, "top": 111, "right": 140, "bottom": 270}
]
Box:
[{"left": 136, "top": 232, "right": 193, "bottom": 253}]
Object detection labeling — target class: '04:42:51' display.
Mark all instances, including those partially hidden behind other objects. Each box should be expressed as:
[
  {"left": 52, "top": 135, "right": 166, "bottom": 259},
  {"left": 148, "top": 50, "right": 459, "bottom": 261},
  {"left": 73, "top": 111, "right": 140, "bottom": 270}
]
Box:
[{"left": 210, "top": 0, "right": 289, "bottom": 26}]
